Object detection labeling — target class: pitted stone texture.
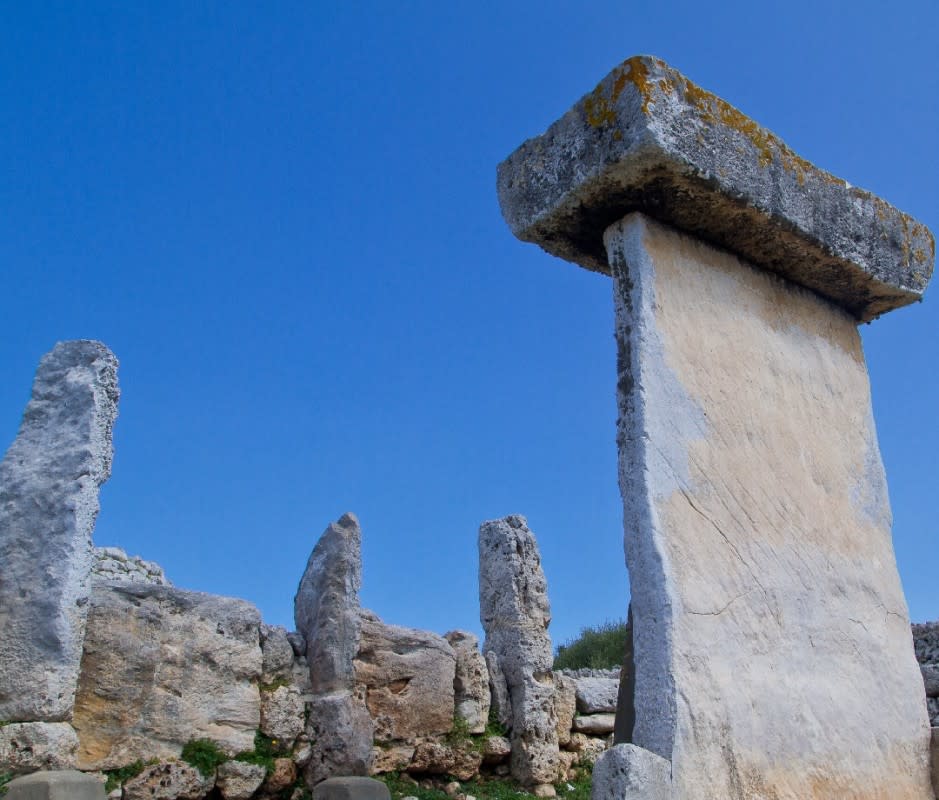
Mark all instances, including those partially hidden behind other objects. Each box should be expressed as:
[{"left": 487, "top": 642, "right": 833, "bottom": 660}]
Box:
[
  {"left": 591, "top": 744, "right": 670, "bottom": 800},
  {"left": 931, "top": 728, "right": 939, "bottom": 798},
  {"left": 260, "top": 684, "right": 305, "bottom": 747},
  {"left": 122, "top": 761, "right": 215, "bottom": 800},
  {"left": 355, "top": 611, "right": 456, "bottom": 742},
  {"left": 92, "top": 546, "right": 170, "bottom": 586},
  {"left": 72, "top": 582, "right": 262, "bottom": 769},
  {"left": 0, "top": 722, "right": 79, "bottom": 774},
  {"left": 260, "top": 624, "right": 296, "bottom": 684},
  {"left": 313, "top": 777, "right": 391, "bottom": 800},
  {"left": 407, "top": 742, "right": 482, "bottom": 780},
  {"left": 4, "top": 770, "right": 106, "bottom": 800},
  {"left": 485, "top": 651, "right": 512, "bottom": 731},
  {"left": 498, "top": 56, "right": 933, "bottom": 322},
  {"left": 216, "top": 760, "right": 267, "bottom": 800},
  {"left": 294, "top": 513, "right": 363, "bottom": 694},
  {"left": 573, "top": 677, "right": 619, "bottom": 715},
  {"left": 571, "top": 714, "right": 615, "bottom": 736},
  {"left": 606, "top": 213, "right": 933, "bottom": 798},
  {"left": 303, "top": 690, "right": 374, "bottom": 785},
  {"left": 914, "top": 622, "right": 939, "bottom": 665},
  {"left": 553, "top": 674, "right": 576, "bottom": 747},
  {"left": 479, "top": 515, "right": 558, "bottom": 787},
  {"left": 0, "top": 340, "right": 119, "bottom": 721},
  {"left": 445, "top": 630, "right": 491, "bottom": 734}
]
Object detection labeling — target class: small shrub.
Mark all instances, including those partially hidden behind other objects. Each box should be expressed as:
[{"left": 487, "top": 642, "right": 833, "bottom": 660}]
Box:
[
  {"left": 103, "top": 760, "right": 150, "bottom": 793},
  {"left": 553, "top": 619, "right": 629, "bottom": 670},
  {"left": 259, "top": 677, "right": 290, "bottom": 693},
  {"left": 181, "top": 738, "right": 228, "bottom": 777},
  {"left": 0, "top": 772, "right": 12, "bottom": 798},
  {"left": 234, "top": 730, "right": 283, "bottom": 775}
]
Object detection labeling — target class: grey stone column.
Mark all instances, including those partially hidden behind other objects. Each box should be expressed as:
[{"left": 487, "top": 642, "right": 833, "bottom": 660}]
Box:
[
  {"left": 0, "top": 341, "right": 119, "bottom": 724},
  {"left": 498, "top": 56, "right": 935, "bottom": 799}
]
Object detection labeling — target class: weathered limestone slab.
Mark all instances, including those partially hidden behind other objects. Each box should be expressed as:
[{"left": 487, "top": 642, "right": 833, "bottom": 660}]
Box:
[
  {"left": 355, "top": 611, "right": 456, "bottom": 742},
  {"left": 4, "top": 770, "right": 106, "bottom": 800},
  {"left": 605, "top": 214, "right": 932, "bottom": 797},
  {"left": 0, "top": 340, "right": 119, "bottom": 721},
  {"left": 497, "top": 56, "right": 934, "bottom": 322},
  {"left": 295, "top": 513, "right": 364, "bottom": 694},
  {"left": 499, "top": 57, "right": 935, "bottom": 799},
  {"left": 591, "top": 744, "right": 670, "bottom": 800},
  {"left": 445, "top": 630, "right": 491, "bottom": 734},
  {"left": 312, "top": 777, "right": 391, "bottom": 800},
  {"left": 479, "top": 515, "right": 558, "bottom": 787},
  {"left": 122, "top": 761, "right": 215, "bottom": 800},
  {"left": 72, "top": 582, "right": 262, "bottom": 769},
  {"left": 0, "top": 723, "right": 79, "bottom": 774}
]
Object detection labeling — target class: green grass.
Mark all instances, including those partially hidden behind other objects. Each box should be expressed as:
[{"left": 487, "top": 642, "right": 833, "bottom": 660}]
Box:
[
  {"left": 0, "top": 771, "right": 12, "bottom": 798},
  {"left": 234, "top": 731, "right": 286, "bottom": 775},
  {"left": 378, "top": 766, "right": 592, "bottom": 800},
  {"left": 553, "top": 619, "right": 629, "bottom": 670},
  {"left": 103, "top": 760, "right": 155, "bottom": 793},
  {"left": 181, "top": 738, "right": 228, "bottom": 778}
]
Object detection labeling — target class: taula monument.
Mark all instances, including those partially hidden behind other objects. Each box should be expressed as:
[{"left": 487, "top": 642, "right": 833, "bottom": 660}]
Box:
[{"left": 497, "top": 56, "right": 936, "bottom": 799}]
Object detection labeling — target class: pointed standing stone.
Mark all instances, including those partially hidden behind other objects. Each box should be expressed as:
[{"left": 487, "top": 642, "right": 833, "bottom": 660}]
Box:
[{"left": 0, "top": 340, "right": 119, "bottom": 722}]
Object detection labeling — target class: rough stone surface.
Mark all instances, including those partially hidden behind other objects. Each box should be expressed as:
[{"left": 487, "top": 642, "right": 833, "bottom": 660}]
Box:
[
  {"left": 122, "top": 761, "right": 215, "bottom": 800},
  {"left": 303, "top": 690, "right": 374, "bottom": 785},
  {"left": 260, "top": 624, "right": 296, "bottom": 684},
  {"left": 553, "top": 674, "right": 576, "bottom": 747},
  {"left": 355, "top": 611, "right": 456, "bottom": 742},
  {"left": 294, "top": 513, "right": 364, "bottom": 694},
  {"left": 923, "top": 665, "right": 939, "bottom": 699},
  {"left": 370, "top": 744, "right": 415, "bottom": 774},
  {"left": 481, "top": 736, "right": 512, "bottom": 765},
  {"left": 92, "top": 546, "right": 170, "bottom": 586},
  {"left": 567, "top": 735, "right": 608, "bottom": 767},
  {"left": 497, "top": 56, "right": 934, "bottom": 322},
  {"left": 444, "top": 630, "right": 491, "bottom": 734},
  {"left": 915, "top": 623, "right": 939, "bottom": 665},
  {"left": 485, "top": 651, "right": 512, "bottom": 730},
  {"left": 0, "top": 340, "right": 119, "bottom": 722},
  {"left": 260, "top": 684, "right": 305, "bottom": 748},
  {"left": 263, "top": 758, "right": 298, "bottom": 794},
  {"left": 0, "top": 723, "right": 79, "bottom": 774},
  {"left": 216, "top": 760, "right": 267, "bottom": 800},
  {"left": 571, "top": 714, "right": 616, "bottom": 736},
  {"left": 931, "top": 728, "right": 939, "bottom": 798},
  {"left": 479, "top": 515, "right": 558, "bottom": 786},
  {"left": 312, "top": 777, "right": 391, "bottom": 800},
  {"left": 573, "top": 677, "right": 619, "bottom": 715},
  {"left": 406, "top": 743, "right": 481, "bottom": 780},
  {"left": 287, "top": 631, "right": 307, "bottom": 657},
  {"left": 4, "top": 770, "right": 106, "bottom": 800},
  {"left": 72, "top": 582, "right": 262, "bottom": 769},
  {"left": 590, "top": 744, "right": 671, "bottom": 800},
  {"left": 605, "top": 213, "right": 933, "bottom": 798}
]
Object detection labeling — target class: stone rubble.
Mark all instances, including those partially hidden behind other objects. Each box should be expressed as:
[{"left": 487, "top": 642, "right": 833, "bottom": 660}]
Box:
[{"left": 92, "top": 546, "right": 170, "bottom": 586}]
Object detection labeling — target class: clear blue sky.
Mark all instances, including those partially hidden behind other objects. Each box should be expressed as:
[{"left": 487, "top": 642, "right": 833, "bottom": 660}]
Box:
[{"left": 1, "top": 2, "right": 936, "bottom": 647}]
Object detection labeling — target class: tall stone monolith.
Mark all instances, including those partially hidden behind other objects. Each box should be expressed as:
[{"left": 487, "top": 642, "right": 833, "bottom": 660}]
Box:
[
  {"left": 479, "top": 515, "right": 558, "bottom": 792},
  {"left": 498, "top": 56, "right": 935, "bottom": 799},
  {"left": 294, "top": 513, "right": 374, "bottom": 784},
  {"left": 0, "top": 340, "right": 119, "bottom": 723}
]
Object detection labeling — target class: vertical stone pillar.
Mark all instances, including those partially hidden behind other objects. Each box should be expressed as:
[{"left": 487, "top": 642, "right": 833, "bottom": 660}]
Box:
[
  {"left": 0, "top": 340, "right": 119, "bottom": 723},
  {"left": 498, "top": 56, "right": 935, "bottom": 799}
]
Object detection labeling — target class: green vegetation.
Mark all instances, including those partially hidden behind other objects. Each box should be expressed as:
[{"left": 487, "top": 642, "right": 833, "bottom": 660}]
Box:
[
  {"left": 259, "top": 677, "right": 291, "bottom": 693},
  {"left": 103, "top": 760, "right": 153, "bottom": 793},
  {"left": 553, "top": 619, "right": 628, "bottom": 670},
  {"left": 234, "top": 730, "right": 284, "bottom": 775},
  {"left": 378, "top": 766, "right": 591, "bottom": 800},
  {"left": 0, "top": 772, "right": 12, "bottom": 798},
  {"left": 181, "top": 738, "right": 228, "bottom": 778}
]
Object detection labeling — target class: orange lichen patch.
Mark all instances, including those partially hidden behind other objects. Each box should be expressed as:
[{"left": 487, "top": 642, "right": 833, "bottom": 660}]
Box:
[{"left": 584, "top": 56, "right": 652, "bottom": 128}]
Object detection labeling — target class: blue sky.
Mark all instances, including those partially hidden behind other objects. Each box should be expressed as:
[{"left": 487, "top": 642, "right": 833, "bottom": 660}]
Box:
[{"left": 1, "top": 2, "right": 936, "bottom": 647}]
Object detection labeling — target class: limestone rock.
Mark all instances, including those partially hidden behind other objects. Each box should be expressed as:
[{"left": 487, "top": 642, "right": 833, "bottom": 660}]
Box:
[
  {"left": 355, "top": 611, "right": 456, "bottom": 742},
  {"left": 931, "top": 728, "right": 938, "bottom": 799},
  {"left": 566, "top": 735, "right": 607, "bottom": 766},
  {"left": 923, "top": 665, "right": 939, "bottom": 699},
  {"left": 260, "top": 624, "right": 296, "bottom": 684},
  {"left": 122, "top": 761, "right": 215, "bottom": 800},
  {"left": 216, "top": 760, "right": 267, "bottom": 800},
  {"left": 485, "top": 651, "right": 512, "bottom": 731},
  {"left": 553, "top": 674, "right": 576, "bottom": 747},
  {"left": 0, "top": 722, "right": 79, "bottom": 774},
  {"left": 263, "top": 757, "right": 297, "bottom": 794},
  {"left": 556, "top": 750, "right": 576, "bottom": 782},
  {"left": 4, "top": 770, "right": 106, "bottom": 800},
  {"left": 287, "top": 632, "right": 307, "bottom": 658},
  {"left": 312, "top": 777, "right": 390, "bottom": 800},
  {"left": 303, "top": 690, "right": 374, "bottom": 785},
  {"left": 72, "top": 582, "right": 262, "bottom": 769},
  {"left": 928, "top": 698, "right": 939, "bottom": 728},
  {"left": 573, "top": 677, "right": 618, "bottom": 715},
  {"left": 914, "top": 623, "right": 939, "bottom": 665},
  {"left": 481, "top": 736, "right": 511, "bottom": 765},
  {"left": 590, "top": 744, "right": 670, "bottom": 800},
  {"left": 294, "top": 513, "right": 363, "bottom": 694},
  {"left": 444, "top": 630, "right": 490, "bottom": 734},
  {"left": 406, "top": 742, "right": 481, "bottom": 781},
  {"left": 0, "top": 340, "right": 119, "bottom": 722},
  {"left": 370, "top": 744, "right": 415, "bottom": 774},
  {"left": 260, "top": 685, "right": 305, "bottom": 748},
  {"left": 571, "top": 714, "right": 615, "bottom": 736},
  {"left": 92, "top": 546, "right": 170, "bottom": 586},
  {"left": 479, "top": 515, "right": 558, "bottom": 786}
]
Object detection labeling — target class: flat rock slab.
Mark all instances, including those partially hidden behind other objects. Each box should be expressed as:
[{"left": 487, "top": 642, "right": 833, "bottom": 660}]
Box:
[
  {"left": 591, "top": 745, "right": 670, "bottom": 800},
  {"left": 0, "top": 340, "right": 119, "bottom": 721},
  {"left": 72, "top": 582, "right": 262, "bottom": 769},
  {"left": 5, "top": 770, "right": 106, "bottom": 800},
  {"left": 607, "top": 214, "right": 932, "bottom": 798},
  {"left": 498, "top": 55, "right": 934, "bottom": 322},
  {"left": 313, "top": 777, "right": 391, "bottom": 800}
]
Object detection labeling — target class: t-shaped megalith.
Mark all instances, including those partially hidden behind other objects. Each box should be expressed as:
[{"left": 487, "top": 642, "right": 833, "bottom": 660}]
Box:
[
  {"left": 498, "top": 56, "right": 935, "bottom": 799},
  {"left": 0, "top": 341, "right": 119, "bottom": 723}
]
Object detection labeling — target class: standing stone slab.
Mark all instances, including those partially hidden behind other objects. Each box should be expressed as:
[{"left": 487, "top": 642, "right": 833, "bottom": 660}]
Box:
[
  {"left": 445, "top": 630, "right": 491, "bottom": 734},
  {"left": 0, "top": 340, "right": 119, "bottom": 722},
  {"left": 4, "top": 770, "right": 106, "bottom": 800},
  {"left": 498, "top": 57, "right": 934, "bottom": 799},
  {"left": 479, "top": 515, "right": 558, "bottom": 788}
]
